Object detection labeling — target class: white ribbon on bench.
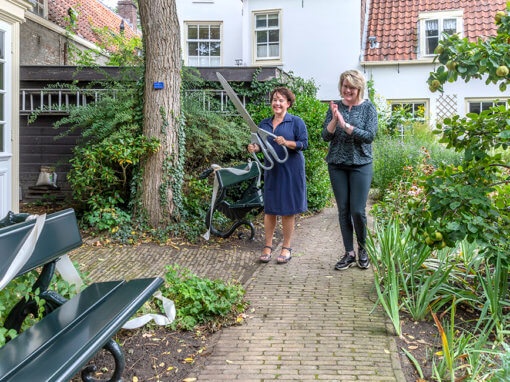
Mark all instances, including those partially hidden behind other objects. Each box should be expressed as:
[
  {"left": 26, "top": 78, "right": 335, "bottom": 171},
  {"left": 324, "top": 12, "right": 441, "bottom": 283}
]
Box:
[
  {"left": 121, "top": 290, "right": 176, "bottom": 329},
  {"left": 0, "top": 214, "right": 46, "bottom": 291},
  {"left": 55, "top": 255, "right": 85, "bottom": 290},
  {"left": 202, "top": 161, "right": 261, "bottom": 241}
]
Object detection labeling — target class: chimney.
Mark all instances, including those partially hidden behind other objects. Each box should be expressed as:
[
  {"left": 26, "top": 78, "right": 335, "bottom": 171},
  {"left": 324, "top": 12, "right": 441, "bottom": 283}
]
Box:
[{"left": 117, "top": 0, "right": 138, "bottom": 32}]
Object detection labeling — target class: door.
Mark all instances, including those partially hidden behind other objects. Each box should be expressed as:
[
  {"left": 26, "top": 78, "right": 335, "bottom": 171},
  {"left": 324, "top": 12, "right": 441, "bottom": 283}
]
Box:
[{"left": 0, "top": 20, "right": 12, "bottom": 218}]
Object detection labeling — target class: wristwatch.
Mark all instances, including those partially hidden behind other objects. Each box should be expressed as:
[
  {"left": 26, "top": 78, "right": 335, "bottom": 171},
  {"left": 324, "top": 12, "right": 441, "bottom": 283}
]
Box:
[{"left": 345, "top": 123, "right": 351, "bottom": 130}]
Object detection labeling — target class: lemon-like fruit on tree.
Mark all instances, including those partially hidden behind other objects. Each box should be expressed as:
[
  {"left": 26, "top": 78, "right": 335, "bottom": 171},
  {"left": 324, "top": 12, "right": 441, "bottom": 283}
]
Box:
[
  {"left": 429, "top": 79, "right": 441, "bottom": 92},
  {"left": 496, "top": 65, "right": 509, "bottom": 77},
  {"left": 425, "top": 237, "right": 435, "bottom": 246},
  {"left": 495, "top": 11, "right": 506, "bottom": 24},
  {"left": 434, "top": 231, "right": 443, "bottom": 241},
  {"left": 446, "top": 61, "right": 456, "bottom": 70}
]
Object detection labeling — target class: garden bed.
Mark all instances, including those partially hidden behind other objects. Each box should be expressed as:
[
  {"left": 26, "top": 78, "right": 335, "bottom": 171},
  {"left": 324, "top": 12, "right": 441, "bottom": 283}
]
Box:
[{"left": 71, "top": 327, "right": 217, "bottom": 381}]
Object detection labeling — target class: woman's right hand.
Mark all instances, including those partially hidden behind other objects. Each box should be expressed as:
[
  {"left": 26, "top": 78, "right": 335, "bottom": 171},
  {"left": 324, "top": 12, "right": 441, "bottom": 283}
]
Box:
[
  {"left": 330, "top": 100, "right": 345, "bottom": 127},
  {"left": 330, "top": 101, "right": 339, "bottom": 121},
  {"left": 248, "top": 143, "right": 260, "bottom": 153}
]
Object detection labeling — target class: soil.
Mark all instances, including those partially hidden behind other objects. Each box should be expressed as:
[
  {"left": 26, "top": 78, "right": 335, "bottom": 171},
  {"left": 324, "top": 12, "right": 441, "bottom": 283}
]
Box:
[
  {"left": 396, "top": 312, "right": 442, "bottom": 382},
  {"left": 395, "top": 306, "right": 488, "bottom": 382},
  {"left": 71, "top": 328, "right": 217, "bottom": 382}
]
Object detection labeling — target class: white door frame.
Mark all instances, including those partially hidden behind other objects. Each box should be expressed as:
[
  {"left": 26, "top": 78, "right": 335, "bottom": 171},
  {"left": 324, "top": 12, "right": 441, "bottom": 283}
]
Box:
[{"left": 0, "top": 19, "right": 12, "bottom": 218}]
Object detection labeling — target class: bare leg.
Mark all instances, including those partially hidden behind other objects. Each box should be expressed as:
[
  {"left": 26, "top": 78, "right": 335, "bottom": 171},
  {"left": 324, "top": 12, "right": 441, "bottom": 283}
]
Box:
[
  {"left": 278, "top": 215, "right": 295, "bottom": 261},
  {"left": 260, "top": 214, "right": 277, "bottom": 260}
]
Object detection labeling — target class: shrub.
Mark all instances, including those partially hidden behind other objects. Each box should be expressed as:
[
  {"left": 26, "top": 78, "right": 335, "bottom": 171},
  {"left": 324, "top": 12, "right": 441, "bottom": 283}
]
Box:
[
  {"left": 160, "top": 265, "right": 246, "bottom": 330},
  {"left": 182, "top": 94, "right": 250, "bottom": 174},
  {"left": 60, "top": 91, "right": 159, "bottom": 232},
  {"left": 372, "top": 123, "right": 461, "bottom": 197}
]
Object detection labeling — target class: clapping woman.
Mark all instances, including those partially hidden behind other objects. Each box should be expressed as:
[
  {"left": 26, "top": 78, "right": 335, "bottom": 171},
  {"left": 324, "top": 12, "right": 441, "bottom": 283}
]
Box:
[{"left": 322, "top": 70, "right": 378, "bottom": 270}]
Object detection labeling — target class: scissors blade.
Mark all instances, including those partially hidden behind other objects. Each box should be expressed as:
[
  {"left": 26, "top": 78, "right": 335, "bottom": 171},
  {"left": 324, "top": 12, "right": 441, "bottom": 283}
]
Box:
[{"left": 216, "top": 72, "right": 259, "bottom": 133}]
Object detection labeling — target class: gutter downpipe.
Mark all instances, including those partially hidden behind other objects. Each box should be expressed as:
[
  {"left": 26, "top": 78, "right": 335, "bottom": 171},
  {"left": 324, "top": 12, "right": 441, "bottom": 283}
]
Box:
[{"left": 360, "top": 0, "right": 370, "bottom": 69}]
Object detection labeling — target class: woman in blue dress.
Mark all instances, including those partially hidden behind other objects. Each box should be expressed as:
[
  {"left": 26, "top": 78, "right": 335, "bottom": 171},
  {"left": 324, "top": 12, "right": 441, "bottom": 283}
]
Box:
[{"left": 248, "top": 87, "right": 308, "bottom": 264}]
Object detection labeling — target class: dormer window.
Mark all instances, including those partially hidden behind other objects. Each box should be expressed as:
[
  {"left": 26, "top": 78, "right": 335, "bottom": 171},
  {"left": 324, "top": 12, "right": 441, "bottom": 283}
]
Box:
[
  {"left": 28, "top": 0, "right": 48, "bottom": 18},
  {"left": 419, "top": 10, "right": 463, "bottom": 57}
]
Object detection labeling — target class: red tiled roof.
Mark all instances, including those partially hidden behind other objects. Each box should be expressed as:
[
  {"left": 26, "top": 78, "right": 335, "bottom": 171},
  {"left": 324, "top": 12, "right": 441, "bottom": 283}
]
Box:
[
  {"left": 364, "top": 0, "right": 506, "bottom": 61},
  {"left": 48, "top": 0, "right": 139, "bottom": 48}
]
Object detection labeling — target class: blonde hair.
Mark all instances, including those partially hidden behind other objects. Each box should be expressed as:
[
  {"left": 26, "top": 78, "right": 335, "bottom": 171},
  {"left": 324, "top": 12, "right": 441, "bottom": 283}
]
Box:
[{"left": 338, "top": 70, "right": 366, "bottom": 102}]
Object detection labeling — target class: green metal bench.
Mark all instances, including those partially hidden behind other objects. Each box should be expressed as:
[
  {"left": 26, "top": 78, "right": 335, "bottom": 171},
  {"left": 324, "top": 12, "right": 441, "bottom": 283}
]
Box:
[
  {"left": 202, "top": 163, "right": 263, "bottom": 240},
  {"left": 0, "top": 209, "right": 163, "bottom": 382}
]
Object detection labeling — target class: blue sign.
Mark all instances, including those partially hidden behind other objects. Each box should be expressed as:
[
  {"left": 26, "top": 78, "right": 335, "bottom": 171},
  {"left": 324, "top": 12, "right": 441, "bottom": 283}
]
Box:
[{"left": 153, "top": 82, "right": 164, "bottom": 89}]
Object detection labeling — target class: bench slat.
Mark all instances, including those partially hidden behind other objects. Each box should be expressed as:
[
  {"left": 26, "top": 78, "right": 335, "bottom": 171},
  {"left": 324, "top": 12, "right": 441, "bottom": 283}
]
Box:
[
  {"left": 0, "top": 209, "right": 82, "bottom": 278},
  {"left": 0, "top": 281, "right": 123, "bottom": 377},
  {"left": 0, "top": 277, "right": 163, "bottom": 381}
]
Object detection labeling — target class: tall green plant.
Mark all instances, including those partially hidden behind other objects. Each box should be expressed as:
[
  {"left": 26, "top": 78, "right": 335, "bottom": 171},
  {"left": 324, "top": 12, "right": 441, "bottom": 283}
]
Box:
[
  {"left": 365, "top": 220, "right": 403, "bottom": 336},
  {"left": 476, "top": 256, "right": 509, "bottom": 343}
]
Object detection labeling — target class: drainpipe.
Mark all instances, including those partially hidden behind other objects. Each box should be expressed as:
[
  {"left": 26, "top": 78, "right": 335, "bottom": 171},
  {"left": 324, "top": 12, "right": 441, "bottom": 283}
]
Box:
[{"left": 360, "top": 0, "right": 370, "bottom": 64}]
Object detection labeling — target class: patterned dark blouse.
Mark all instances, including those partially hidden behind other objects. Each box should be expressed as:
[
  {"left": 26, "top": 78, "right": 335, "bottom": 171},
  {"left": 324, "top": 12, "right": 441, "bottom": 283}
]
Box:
[{"left": 321, "top": 100, "right": 378, "bottom": 166}]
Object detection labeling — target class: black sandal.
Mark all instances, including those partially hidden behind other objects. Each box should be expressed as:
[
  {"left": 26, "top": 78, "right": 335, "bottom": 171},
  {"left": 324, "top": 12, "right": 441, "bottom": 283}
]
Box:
[
  {"left": 260, "top": 245, "right": 272, "bottom": 263},
  {"left": 277, "top": 247, "right": 292, "bottom": 264}
]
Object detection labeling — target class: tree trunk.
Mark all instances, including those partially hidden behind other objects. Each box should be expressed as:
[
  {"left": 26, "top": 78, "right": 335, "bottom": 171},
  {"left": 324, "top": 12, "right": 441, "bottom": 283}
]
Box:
[{"left": 138, "top": 0, "right": 182, "bottom": 227}]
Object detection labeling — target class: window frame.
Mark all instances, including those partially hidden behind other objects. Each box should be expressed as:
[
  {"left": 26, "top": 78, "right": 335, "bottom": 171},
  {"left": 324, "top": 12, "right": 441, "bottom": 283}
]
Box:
[
  {"left": 465, "top": 98, "right": 508, "bottom": 114},
  {"left": 388, "top": 99, "right": 429, "bottom": 120},
  {"left": 418, "top": 10, "right": 463, "bottom": 57},
  {"left": 252, "top": 9, "right": 282, "bottom": 65},
  {"left": 183, "top": 21, "right": 223, "bottom": 67},
  {"left": 0, "top": 21, "right": 11, "bottom": 156},
  {"left": 27, "top": 0, "right": 48, "bottom": 19}
]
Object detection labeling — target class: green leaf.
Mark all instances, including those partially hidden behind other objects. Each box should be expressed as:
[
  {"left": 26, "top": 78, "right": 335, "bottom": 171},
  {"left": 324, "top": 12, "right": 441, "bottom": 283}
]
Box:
[
  {"left": 499, "top": 130, "right": 510, "bottom": 138},
  {"left": 450, "top": 201, "right": 461, "bottom": 209},
  {"left": 446, "top": 222, "right": 461, "bottom": 231},
  {"left": 467, "top": 223, "right": 478, "bottom": 233}
]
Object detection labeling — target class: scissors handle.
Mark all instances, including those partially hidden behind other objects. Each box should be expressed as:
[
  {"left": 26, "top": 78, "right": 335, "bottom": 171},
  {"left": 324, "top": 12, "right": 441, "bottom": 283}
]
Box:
[
  {"left": 256, "top": 128, "right": 290, "bottom": 164},
  {"left": 251, "top": 133, "right": 274, "bottom": 170}
]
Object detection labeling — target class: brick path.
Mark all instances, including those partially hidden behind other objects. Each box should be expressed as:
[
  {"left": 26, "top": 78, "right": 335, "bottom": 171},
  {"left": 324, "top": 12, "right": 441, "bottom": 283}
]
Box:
[{"left": 70, "top": 206, "right": 405, "bottom": 381}]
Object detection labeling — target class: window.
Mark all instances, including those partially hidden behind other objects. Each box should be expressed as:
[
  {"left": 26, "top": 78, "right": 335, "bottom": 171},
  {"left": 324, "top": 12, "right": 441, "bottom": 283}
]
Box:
[
  {"left": 254, "top": 11, "right": 280, "bottom": 61},
  {"left": 467, "top": 99, "right": 507, "bottom": 114},
  {"left": 185, "top": 23, "right": 221, "bottom": 66},
  {"left": 419, "top": 11, "right": 462, "bottom": 56},
  {"left": 389, "top": 100, "right": 428, "bottom": 119},
  {"left": 28, "top": 0, "right": 48, "bottom": 18}
]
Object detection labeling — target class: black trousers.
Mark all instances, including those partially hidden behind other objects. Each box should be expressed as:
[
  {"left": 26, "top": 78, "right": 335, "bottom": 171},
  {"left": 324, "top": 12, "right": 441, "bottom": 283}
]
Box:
[{"left": 328, "top": 162, "right": 373, "bottom": 252}]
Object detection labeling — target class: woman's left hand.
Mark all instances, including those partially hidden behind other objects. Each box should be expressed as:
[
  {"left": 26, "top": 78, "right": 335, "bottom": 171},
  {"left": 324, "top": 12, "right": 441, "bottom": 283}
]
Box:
[{"left": 275, "top": 136, "right": 287, "bottom": 146}]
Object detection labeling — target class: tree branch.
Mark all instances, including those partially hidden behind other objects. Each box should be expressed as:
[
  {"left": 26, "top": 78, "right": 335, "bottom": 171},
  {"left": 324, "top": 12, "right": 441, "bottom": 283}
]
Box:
[
  {"left": 487, "top": 180, "right": 510, "bottom": 188},
  {"left": 489, "top": 163, "right": 510, "bottom": 170}
]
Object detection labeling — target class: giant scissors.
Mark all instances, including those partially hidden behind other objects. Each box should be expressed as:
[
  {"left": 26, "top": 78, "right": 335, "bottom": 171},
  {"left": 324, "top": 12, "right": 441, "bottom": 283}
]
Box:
[{"left": 216, "top": 72, "right": 289, "bottom": 170}]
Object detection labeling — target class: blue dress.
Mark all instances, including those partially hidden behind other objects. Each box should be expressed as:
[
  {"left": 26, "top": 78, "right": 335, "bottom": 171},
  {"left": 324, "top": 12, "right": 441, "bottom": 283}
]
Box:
[{"left": 258, "top": 112, "right": 308, "bottom": 216}]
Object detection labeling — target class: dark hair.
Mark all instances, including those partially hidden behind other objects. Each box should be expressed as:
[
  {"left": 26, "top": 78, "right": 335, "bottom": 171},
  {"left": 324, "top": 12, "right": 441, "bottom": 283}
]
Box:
[{"left": 270, "top": 87, "right": 296, "bottom": 107}]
